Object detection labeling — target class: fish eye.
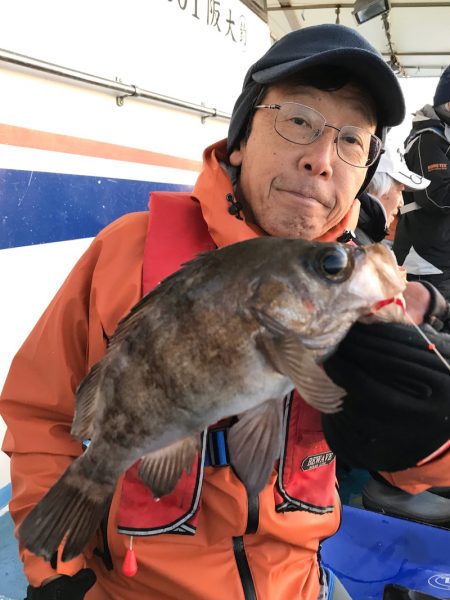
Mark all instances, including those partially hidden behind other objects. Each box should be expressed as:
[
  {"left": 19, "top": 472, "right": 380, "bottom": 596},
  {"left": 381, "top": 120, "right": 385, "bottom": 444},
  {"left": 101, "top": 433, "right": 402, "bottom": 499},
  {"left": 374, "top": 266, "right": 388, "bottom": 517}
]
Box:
[{"left": 316, "top": 245, "right": 353, "bottom": 282}]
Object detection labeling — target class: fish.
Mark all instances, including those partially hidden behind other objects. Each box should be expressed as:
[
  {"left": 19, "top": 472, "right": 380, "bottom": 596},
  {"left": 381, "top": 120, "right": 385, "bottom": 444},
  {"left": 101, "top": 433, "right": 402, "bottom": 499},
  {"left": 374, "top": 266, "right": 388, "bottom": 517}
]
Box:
[{"left": 19, "top": 237, "right": 406, "bottom": 561}]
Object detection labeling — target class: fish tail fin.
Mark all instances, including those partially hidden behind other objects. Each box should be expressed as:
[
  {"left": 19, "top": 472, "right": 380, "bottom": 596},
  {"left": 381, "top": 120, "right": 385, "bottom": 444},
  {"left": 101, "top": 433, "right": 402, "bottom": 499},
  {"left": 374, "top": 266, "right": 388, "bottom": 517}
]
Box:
[{"left": 19, "top": 458, "right": 113, "bottom": 561}]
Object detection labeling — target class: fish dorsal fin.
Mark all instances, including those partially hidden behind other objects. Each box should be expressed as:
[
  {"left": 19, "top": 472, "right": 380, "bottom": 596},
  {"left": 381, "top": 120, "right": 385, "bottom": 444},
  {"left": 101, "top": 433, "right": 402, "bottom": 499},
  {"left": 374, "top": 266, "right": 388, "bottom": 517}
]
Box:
[
  {"left": 138, "top": 435, "right": 199, "bottom": 498},
  {"left": 227, "top": 399, "right": 284, "bottom": 496},
  {"left": 254, "top": 309, "right": 345, "bottom": 414},
  {"left": 110, "top": 269, "right": 181, "bottom": 346},
  {"left": 71, "top": 362, "right": 103, "bottom": 440},
  {"left": 110, "top": 296, "right": 153, "bottom": 345}
]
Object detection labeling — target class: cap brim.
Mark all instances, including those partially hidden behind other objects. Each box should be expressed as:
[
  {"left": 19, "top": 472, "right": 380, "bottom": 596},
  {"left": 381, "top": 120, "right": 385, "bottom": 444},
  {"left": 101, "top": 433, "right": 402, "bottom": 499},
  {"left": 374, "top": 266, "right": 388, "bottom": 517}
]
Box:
[
  {"left": 252, "top": 48, "right": 404, "bottom": 127},
  {"left": 391, "top": 171, "right": 431, "bottom": 190}
]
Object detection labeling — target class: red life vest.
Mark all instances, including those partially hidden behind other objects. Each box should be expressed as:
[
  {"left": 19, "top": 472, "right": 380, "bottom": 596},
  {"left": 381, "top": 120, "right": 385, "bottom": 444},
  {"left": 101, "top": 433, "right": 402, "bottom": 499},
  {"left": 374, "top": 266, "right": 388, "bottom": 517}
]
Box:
[{"left": 116, "top": 192, "right": 336, "bottom": 536}]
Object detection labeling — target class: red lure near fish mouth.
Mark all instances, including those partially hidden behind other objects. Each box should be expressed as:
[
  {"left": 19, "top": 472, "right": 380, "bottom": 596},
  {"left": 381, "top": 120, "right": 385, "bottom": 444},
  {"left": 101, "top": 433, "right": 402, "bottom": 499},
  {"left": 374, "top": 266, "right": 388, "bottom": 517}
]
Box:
[{"left": 368, "top": 293, "right": 450, "bottom": 370}]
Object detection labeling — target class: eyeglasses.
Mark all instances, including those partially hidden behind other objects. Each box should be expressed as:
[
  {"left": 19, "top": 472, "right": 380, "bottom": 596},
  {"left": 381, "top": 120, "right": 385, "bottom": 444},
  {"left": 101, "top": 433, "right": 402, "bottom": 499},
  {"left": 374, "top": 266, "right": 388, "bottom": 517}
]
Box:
[{"left": 255, "top": 102, "right": 383, "bottom": 169}]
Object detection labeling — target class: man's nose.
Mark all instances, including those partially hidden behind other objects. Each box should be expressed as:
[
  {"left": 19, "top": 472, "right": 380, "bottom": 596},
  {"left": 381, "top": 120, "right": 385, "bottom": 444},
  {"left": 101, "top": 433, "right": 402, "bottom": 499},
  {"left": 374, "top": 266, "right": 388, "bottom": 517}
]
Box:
[{"left": 296, "top": 131, "right": 336, "bottom": 177}]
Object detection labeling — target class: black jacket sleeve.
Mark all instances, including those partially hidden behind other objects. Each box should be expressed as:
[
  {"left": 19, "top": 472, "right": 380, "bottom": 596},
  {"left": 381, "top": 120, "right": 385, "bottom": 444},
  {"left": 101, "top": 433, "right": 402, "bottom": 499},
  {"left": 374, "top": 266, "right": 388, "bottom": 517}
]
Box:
[{"left": 405, "top": 132, "right": 450, "bottom": 214}]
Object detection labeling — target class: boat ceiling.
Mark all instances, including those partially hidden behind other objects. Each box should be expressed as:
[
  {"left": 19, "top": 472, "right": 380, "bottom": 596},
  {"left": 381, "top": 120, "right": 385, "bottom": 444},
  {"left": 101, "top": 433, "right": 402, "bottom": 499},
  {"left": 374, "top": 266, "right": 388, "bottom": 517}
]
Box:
[{"left": 252, "top": 0, "right": 449, "bottom": 77}]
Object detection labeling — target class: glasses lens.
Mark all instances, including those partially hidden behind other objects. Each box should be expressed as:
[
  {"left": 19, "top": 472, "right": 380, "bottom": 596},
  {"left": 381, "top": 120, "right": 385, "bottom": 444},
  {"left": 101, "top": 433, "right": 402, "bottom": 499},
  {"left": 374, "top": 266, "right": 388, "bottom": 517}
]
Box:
[
  {"left": 275, "top": 103, "right": 325, "bottom": 145},
  {"left": 337, "top": 126, "right": 381, "bottom": 168}
]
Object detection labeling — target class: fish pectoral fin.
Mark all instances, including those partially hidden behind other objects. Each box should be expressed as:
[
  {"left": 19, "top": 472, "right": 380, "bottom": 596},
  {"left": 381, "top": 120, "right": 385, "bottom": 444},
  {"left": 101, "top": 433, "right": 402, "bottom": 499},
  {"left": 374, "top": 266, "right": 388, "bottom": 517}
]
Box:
[
  {"left": 71, "top": 362, "right": 103, "bottom": 440},
  {"left": 259, "top": 329, "right": 345, "bottom": 414},
  {"left": 227, "top": 399, "right": 283, "bottom": 497},
  {"left": 251, "top": 307, "right": 291, "bottom": 337},
  {"left": 138, "top": 435, "right": 199, "bottom": 498},
  {"left": 290, "top": 353, "right": 346, "bottom": 414}
]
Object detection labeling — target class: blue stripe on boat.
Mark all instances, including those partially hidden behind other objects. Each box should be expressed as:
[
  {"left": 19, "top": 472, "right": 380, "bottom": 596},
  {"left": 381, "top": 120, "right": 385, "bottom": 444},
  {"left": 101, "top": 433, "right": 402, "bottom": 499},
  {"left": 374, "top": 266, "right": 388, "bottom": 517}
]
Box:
[{"left": 0, "top": 168, "right": 192, "bottom": 249}]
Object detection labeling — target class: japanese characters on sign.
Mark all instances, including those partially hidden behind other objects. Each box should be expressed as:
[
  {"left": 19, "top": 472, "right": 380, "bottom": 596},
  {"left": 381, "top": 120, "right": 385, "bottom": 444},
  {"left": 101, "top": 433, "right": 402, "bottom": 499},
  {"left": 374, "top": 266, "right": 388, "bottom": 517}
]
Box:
[{"left": 166, "top": 0, "right": 248, "bottom": 47}]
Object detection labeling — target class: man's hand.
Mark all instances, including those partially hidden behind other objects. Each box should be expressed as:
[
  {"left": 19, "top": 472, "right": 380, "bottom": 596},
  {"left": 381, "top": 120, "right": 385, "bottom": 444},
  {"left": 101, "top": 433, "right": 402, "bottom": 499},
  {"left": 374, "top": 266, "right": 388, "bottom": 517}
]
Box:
[
  {"left": 322, "top": 322, "right": 450, "bottom": 472},
  {"left": 403, "top": 281, "right": 431, "bottom": 324},
  {"left": 25, "top": 569, "right": 96, "bottom": 600},
  {"left": 403, "top": 280, "right": 450, "bottom": 331}
]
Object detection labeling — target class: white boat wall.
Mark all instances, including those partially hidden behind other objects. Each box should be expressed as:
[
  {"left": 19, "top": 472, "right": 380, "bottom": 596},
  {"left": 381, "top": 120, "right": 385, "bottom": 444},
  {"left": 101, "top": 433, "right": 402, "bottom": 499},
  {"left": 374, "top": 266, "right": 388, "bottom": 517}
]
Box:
[{"left": 0, "top": 0, "right": 271, "bottom": 510}]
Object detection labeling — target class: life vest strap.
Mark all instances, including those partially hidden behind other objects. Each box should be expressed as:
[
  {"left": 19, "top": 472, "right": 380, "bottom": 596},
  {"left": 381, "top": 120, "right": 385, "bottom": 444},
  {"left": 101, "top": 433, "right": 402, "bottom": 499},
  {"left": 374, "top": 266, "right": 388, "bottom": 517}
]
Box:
[{"left": 204, "top": 426, "right": 231, "bottom": 467}]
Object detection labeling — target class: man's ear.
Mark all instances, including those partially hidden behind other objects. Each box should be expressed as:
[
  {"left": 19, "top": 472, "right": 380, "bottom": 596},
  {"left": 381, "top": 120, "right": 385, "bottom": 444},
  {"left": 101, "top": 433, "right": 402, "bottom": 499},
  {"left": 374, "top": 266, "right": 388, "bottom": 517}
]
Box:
[{"left": 229, "top": 146, "right": 244, "bottom": 167}]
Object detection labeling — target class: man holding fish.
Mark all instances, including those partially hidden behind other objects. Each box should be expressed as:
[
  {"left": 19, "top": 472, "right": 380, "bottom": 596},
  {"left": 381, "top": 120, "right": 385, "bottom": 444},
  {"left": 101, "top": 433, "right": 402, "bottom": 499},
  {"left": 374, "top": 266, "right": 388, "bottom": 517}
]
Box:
[{"left": 2, "top": 24, "right": 450, "bottom": 600}]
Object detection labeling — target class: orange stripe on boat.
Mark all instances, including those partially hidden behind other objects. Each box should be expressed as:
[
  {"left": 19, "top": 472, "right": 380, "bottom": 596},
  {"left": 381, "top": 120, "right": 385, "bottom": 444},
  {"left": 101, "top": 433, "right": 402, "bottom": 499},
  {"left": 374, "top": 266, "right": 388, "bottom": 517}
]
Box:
[{"left": 0, "top": 123, "right": 202, "bottom": 172}]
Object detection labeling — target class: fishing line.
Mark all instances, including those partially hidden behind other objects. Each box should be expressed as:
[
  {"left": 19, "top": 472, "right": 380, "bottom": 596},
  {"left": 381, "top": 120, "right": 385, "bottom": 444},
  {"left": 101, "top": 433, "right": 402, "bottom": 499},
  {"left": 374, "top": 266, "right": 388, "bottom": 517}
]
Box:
[
  {"left": 374, "top": 296, "right": 450, "bottom": 372},
  {"left": 404, "top": 310, "right": 450, "bottom": 373}
]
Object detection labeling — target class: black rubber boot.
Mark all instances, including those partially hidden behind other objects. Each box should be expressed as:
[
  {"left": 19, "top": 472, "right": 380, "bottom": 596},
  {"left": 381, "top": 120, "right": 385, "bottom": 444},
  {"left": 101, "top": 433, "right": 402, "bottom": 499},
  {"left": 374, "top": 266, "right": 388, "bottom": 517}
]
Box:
[{"left": 362, "top": 477, "right": 450, "bottom": 527}]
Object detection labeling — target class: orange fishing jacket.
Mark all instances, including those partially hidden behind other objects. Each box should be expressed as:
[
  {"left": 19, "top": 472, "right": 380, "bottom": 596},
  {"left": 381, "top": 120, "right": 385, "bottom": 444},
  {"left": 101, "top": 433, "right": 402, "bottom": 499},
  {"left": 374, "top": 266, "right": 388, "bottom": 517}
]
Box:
[{"left": 2, "top": 140, "right": 450, "bottom": 600}]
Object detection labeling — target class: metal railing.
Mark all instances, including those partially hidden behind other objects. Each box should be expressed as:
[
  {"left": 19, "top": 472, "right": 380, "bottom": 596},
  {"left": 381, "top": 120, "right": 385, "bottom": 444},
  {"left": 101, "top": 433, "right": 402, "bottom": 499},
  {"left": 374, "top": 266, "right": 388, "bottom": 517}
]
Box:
[{"left": 0, "top": 48, "right": 231, "bottom": 122}]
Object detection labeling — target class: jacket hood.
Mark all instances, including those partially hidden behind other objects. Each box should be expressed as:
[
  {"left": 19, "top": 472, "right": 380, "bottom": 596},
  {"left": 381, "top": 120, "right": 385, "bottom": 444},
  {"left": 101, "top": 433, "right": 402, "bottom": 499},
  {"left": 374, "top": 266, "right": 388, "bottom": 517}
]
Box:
[
  {"left": 405, "top": 105, "right": 445, "bottom": 147},
  {"left": 412, "top": 104, "right": 440, "bottom": 123}
]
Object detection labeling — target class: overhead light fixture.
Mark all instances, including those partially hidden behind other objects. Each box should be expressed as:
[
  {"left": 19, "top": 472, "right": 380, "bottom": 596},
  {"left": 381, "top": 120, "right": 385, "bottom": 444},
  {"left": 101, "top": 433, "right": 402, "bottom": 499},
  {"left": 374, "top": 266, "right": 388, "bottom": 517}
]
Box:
[{"left": 352, "top": 0, "right": 391, "bottom": 24}]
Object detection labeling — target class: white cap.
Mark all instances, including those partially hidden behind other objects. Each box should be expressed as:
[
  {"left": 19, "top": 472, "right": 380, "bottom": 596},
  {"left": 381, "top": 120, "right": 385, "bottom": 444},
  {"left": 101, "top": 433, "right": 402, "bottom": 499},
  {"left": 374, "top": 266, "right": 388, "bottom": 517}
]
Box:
[{"left": 377, "top": 148, "right": 430, "bottom": 191}]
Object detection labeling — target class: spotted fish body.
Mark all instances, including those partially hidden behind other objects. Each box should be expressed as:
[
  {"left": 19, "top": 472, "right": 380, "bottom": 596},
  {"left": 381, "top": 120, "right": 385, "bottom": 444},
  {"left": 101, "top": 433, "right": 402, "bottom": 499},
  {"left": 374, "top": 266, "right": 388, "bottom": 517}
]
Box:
[{"left": 19, "top": 237, "right": 406, "bottom": 561}]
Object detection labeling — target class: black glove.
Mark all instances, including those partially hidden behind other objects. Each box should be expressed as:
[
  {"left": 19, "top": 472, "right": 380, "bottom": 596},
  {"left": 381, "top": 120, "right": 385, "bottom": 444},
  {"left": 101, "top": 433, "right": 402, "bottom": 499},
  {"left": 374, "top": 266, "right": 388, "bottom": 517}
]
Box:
[
  {"left": 322, "top": 322, "right": 450, "bottom": 472},
  {"left": 383, "top": 583, "right": 450, "bottom": 599},
  {"left": 419, "top": 280, "right": 450, "bottom": 333},
  {"left": 25, "top": 568, "right": 96, "bottom": 600}
]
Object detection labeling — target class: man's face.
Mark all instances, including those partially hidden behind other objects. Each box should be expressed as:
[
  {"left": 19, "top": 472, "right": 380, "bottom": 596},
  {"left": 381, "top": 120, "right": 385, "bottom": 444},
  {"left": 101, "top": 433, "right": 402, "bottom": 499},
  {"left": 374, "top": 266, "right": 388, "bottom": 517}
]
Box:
[
  {"left": 229, "top": 83, "right": 377, "bottom": 240},
  {"left": 381, "top": 180, "right": 405, "bottom": 227}
]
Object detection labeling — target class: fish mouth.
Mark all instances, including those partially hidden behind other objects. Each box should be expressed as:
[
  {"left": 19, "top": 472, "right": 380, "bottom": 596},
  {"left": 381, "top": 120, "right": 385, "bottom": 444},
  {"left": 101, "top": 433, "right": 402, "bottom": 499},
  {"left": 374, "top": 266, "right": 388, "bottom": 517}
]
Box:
[
  {"left": 300, "top": 325, "right": 349, "bottom": 354},
  {"left": 362, "top": 295, "right": 407, "bottom": 324}
]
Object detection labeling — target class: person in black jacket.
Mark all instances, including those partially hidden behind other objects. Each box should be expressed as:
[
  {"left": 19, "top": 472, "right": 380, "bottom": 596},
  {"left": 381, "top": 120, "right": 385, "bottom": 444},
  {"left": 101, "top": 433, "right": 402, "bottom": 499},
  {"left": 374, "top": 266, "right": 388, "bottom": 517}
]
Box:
[{"left": 393, "top": 66, "right": 450, "bottom": 300}]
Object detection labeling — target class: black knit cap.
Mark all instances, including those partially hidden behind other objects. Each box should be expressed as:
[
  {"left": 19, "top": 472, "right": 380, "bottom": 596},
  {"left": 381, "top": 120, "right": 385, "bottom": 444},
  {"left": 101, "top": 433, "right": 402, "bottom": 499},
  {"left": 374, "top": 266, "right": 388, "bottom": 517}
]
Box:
[
  {"left": 227, "top": 25, "right": 405, "bottom": 195},
  {"left": 228, "top": 24, "right": 405, "bottom": 154},
  {"left": 434, "top": 65, "right": 450, "bottom": 106}
]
